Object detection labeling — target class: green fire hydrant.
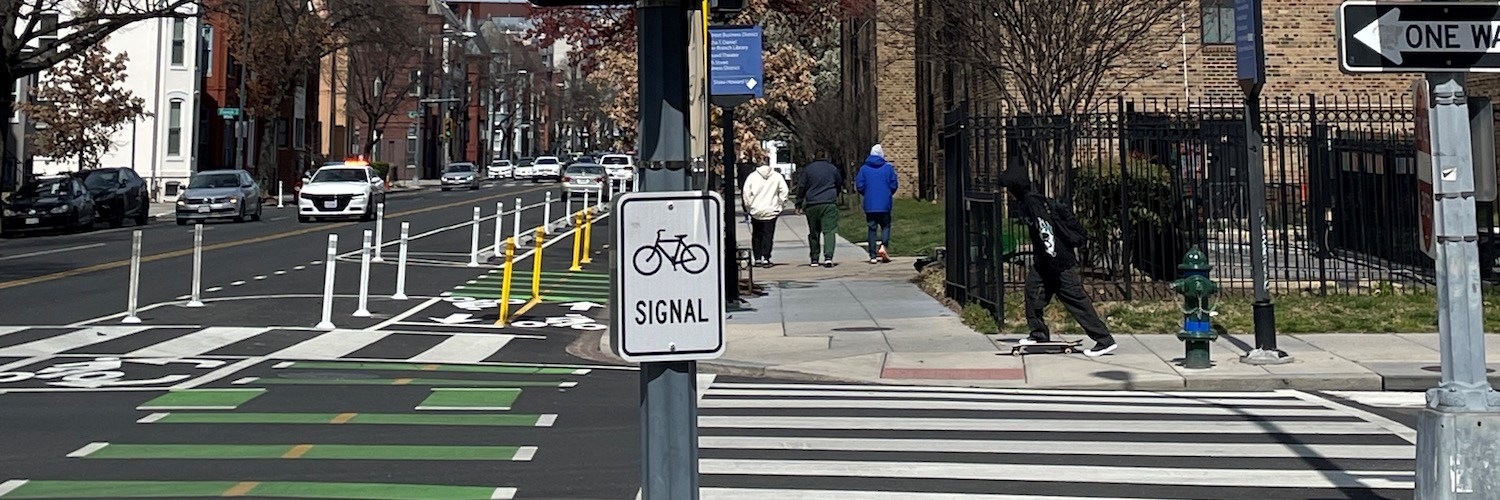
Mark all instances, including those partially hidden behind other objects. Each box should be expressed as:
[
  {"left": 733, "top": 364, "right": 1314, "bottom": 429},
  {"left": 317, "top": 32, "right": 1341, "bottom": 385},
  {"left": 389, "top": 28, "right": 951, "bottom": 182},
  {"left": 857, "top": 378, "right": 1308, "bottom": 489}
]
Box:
[{"left": 1172, "top": 245, "right": 1218, "bottom": 369}]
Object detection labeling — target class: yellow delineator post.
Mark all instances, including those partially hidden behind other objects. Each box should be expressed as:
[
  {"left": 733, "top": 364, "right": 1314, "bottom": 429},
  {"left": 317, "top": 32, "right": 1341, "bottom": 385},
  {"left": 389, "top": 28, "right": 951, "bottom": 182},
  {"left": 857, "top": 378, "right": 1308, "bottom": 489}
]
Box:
[
  {"left": 530, "top": 227, "right": 545, "bottom": 305},
  {"left": 569, "top": 212, "right": 585, "bottom": 271},
  {"left": 580, "top": 207, "right": 595, "bottom": 264},
  {"left": 496, "top": 238, "right": 517, "bottom": 326}
]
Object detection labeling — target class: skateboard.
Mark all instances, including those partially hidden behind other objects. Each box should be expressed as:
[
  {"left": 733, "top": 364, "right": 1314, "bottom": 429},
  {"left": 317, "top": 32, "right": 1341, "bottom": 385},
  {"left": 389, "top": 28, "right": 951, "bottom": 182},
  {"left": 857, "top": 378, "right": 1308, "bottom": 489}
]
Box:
[{"left": 1010, "top": 340, "right": 1083, "bottom": 356}]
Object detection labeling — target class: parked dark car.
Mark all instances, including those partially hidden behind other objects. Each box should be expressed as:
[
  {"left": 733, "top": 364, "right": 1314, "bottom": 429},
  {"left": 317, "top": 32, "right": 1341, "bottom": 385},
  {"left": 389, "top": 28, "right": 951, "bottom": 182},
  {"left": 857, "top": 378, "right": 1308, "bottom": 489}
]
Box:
[
  {"left": 79, "top": 167, "right": 150, "bottom": 228},
  {"left": 0, "top": 176, "right": 96, "bottom": 235}
]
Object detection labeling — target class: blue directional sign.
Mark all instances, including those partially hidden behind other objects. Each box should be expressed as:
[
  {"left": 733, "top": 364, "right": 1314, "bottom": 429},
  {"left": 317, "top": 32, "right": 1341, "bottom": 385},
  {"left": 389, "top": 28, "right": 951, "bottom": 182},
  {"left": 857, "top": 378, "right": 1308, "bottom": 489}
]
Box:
[
  {"left": 709, "top": 26, "right": 764, "bottom": 99},
  {"left": 1236, "top": 0, "right": 1265, "bottom": 85}
]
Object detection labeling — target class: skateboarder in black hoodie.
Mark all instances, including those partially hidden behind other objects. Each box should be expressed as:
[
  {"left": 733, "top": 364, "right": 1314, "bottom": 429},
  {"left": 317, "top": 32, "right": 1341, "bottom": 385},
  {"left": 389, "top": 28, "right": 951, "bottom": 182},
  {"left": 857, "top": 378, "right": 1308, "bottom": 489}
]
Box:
[{"left": 999, "top": 168, "right": 1118, "bottom": 357}]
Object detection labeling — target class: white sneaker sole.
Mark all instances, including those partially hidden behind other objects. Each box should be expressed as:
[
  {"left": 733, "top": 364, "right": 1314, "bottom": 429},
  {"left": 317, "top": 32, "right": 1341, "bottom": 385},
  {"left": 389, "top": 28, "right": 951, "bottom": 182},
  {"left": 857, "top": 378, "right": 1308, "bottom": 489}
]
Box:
[{"left": 1085, "top": 344, "right": 1119, "bottom": 357}]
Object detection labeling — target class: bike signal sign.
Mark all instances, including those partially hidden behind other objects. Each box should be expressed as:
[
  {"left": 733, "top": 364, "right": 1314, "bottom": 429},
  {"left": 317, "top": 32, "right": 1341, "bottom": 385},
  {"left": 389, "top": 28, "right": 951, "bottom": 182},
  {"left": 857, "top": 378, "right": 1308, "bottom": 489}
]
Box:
[{"left": 612, "top": 191, "right": 725, "bottom": 363}]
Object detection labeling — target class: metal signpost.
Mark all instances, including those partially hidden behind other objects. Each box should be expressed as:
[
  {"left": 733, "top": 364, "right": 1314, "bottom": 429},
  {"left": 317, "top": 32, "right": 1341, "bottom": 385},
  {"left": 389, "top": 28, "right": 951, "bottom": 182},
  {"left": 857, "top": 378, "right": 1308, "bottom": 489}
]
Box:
[
  {"left": 709, "top": 25, "right": 763, "bottom": 310},
  {"left": 1339, "top": 2, "right": 1500, "bottom": 496},
  {"left": 1236, "top": 0, "right": 1289, "bottom": 366}
]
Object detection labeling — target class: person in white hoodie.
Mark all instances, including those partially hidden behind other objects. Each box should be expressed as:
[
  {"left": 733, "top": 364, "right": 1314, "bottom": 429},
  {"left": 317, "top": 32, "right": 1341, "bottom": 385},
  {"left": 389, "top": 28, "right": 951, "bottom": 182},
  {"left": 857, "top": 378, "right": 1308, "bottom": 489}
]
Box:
[{"left": 742, "top": 163, "right": 790, "bottom": 267}]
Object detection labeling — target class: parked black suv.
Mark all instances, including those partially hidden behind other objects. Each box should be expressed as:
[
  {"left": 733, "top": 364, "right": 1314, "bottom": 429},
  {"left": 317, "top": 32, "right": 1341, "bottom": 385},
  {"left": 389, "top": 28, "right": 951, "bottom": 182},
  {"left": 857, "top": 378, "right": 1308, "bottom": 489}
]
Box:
[{"left": 79, "top": 167, "right": 150, "bottom": 228}]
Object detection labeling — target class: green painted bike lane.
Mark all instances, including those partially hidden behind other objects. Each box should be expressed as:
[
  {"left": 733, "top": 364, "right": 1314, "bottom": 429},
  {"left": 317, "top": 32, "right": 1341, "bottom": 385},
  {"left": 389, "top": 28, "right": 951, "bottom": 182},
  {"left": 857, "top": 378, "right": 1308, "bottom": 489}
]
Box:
[{"left": 0, "top": 479, "right": 516, "bottom": 499}]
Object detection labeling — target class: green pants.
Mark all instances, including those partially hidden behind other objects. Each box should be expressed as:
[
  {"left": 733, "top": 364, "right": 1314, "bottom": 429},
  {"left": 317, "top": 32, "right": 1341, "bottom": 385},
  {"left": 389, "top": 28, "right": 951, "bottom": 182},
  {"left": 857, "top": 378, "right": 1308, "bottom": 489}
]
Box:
[{"left": 805, "top": 203, "right": 839, "bottom": 262}]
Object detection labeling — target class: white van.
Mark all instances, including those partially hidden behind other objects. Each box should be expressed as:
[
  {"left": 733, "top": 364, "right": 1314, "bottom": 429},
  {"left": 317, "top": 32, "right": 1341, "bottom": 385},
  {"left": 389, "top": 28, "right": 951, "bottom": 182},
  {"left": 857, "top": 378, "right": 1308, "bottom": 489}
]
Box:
[{"left": 762, "top": 140, "right": 796, "bottom": 183}]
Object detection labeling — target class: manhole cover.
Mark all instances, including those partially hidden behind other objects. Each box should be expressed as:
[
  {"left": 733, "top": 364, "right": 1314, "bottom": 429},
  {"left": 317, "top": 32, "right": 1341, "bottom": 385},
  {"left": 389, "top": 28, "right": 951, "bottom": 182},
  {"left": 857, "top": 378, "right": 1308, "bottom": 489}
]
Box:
[
  {"left": 1420, "top": 365, "right": 1497, "bottom": 373},
  {"left": 280, "top": 371, "right": 380, "bottom": 380},
  {"left": 832, "top": 326, "right": 893, "bottom": 332}
]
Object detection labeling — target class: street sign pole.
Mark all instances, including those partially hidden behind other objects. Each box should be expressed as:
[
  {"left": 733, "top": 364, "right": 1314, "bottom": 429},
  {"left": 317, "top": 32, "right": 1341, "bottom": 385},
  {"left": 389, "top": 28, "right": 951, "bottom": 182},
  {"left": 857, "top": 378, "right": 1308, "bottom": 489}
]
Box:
[
  {"left": 1341, "top": 0, "right": 1500, "bottom": 493},
  {"left": 1416, "top": 70, "right": 1500, "bottom": 498},
  {"left": 636, "top": 2, "right": 700, "bottom": 499},
  {"left": 1237, "top": 0, "right": 1289, "bottom": 365},
  {"left": 709, "top": 25, "right": 763, "bottom": 312}
]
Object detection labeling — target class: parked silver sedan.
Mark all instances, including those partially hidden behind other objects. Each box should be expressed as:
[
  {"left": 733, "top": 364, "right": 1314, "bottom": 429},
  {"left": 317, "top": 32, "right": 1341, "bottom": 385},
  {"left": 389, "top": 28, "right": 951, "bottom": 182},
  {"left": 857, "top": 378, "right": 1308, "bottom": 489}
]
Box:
[
  {"left": 441, "top": 163, "right": 481, "bottom": 191},
  {"left": 176, "top": 170, "right": 263, "bottom": 225}
]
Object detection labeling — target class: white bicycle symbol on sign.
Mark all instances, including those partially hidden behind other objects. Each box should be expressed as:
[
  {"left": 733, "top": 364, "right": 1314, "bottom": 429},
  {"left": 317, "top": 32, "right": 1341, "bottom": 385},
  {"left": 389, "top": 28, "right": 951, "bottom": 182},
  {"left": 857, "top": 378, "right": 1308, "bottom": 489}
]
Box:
[{"left": 633, "top": 229, "right": 710, "bottom": 276}]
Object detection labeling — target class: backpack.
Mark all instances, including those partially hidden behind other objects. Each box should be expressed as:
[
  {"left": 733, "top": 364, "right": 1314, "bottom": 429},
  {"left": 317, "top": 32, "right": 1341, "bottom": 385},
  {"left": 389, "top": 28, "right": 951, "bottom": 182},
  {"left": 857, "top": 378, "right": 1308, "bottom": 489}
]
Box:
[{"left": 1047, "top": 199, "right": 1088, "bottom": 248}]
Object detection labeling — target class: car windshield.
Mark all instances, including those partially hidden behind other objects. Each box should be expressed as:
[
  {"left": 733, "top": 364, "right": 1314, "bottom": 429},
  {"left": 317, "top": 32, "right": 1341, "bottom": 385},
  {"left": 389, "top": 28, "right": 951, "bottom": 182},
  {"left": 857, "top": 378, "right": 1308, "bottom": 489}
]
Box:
[
  {"left": 445, "top": 164, "right": 474, "bottom": 173},
  {"left": 190, "top": 173, "right": 242, "bottom": 189},
  {"left": 310, "top": 169, "right": 368, "bottom": 183},
  {"left": 567, "top": 165, "right": 606, "bottom": 176},
  {"left": 536, "top": 158, "right": 559, "bottom": 165},
  {"left": 18, "top": 179, "right": 69, "bottom": 198},
  {"left": 517, "top": 158, "right": 534, "bottom": 167},
  {"left": 601, "top": 156, "right": 629, "bottom": 165},
  {"left": 82, "top": 170, "right": 120, "bottom": 190}
]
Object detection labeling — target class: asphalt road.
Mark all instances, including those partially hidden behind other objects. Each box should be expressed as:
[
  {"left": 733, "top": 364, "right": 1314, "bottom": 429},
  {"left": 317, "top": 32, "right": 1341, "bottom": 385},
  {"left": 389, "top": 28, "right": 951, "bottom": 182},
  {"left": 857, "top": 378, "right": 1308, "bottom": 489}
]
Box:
[{"left": 0, "top": 176, "right": 1433, "bottom": 500}]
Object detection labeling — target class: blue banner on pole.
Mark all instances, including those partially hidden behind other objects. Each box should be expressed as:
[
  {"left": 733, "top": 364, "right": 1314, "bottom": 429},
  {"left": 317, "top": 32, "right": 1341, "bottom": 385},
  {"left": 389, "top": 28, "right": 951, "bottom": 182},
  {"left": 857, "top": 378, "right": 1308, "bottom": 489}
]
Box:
[
  {"left": 710, "top": 26, "right": 764, "bottom": 99},
  {"left": 1236, "top": 0, "right": 1264, "bottom": 85}
]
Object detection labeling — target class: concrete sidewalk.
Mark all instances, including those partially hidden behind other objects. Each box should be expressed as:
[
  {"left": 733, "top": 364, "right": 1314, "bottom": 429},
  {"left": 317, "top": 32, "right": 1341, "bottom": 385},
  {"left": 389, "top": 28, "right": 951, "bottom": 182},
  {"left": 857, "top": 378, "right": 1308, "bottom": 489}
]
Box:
[{"left": 702, "top": 212, "right": 1500, "bottom": 391}]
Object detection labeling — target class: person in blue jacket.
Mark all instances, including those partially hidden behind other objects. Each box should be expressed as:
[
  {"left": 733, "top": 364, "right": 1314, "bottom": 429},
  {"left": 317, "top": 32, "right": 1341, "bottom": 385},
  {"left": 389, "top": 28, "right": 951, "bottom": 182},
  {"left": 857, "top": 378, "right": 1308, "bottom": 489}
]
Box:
[{"left": 855, "top": 144, "right": 899, "bottom": 263}]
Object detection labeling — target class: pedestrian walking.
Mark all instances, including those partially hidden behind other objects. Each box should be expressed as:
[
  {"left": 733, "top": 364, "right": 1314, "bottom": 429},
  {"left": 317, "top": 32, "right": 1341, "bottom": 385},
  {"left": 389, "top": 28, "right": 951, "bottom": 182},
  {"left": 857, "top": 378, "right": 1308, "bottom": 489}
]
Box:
[
  {"left": 742, "top": 162, "right": 790, "bottom": 267},
  {"left": 796, "top": 151, "right": 843, "bottom": 268},
  {"left": 999, "top": 167, "right": 1118, "bottom": 357},
  {"left": 855, "top": 144, "right": 899, "bottom": 264}
]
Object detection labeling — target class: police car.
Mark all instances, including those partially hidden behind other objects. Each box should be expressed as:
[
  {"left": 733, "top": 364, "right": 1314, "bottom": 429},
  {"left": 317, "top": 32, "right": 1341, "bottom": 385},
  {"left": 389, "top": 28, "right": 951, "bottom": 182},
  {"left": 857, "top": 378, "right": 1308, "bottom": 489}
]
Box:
[{"left": 297, "top": 160, "right": 387, "bottom": 222}]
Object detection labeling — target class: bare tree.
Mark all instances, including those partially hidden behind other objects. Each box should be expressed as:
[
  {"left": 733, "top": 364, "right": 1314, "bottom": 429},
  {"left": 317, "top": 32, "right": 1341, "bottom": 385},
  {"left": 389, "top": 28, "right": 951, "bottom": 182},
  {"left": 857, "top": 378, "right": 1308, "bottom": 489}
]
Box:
[
  {"left": 342, "top": 7, "right": 426, "bottom": 161},
  {"left": 899, "top": 0, "right": 1185, "bottom": 116},
  {"left": 17, "top": 39, "right": 147, "bottom": 169},
  {"left": 3, "top": 0, "right": 196, "bottom": 188}
]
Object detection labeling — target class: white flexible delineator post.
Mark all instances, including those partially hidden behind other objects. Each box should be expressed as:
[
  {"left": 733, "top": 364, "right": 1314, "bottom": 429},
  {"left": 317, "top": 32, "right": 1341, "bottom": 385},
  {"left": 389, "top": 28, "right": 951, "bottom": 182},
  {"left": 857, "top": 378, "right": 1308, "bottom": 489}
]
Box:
[
  {"left": 186, "top": 224, "right": 204, "bottom": 308},
  {"left": 543, "top": 191, "right": 553, "bottom": 234},
  {"left": 493, "top": 201, "right": 504, "bottom": 257},
  {"left": 372, "top": 202, "right": 386, "bottom": 263},
  {"left": 512, "top": 197, "right": 522, "bottom": 243},
  {"left": 354, "top": 229, "right": 373, "bottom": 317},
  {"left": 122, "top": 230, "right": 143, "bottom": 324},
  {"left": 391, "top": 221, "right": 410, "bottom": 300},
  {"left": 468, "top": 206, "right": 481, "bottom": 267},
  {"left": 316, "top": 234, "right": 338, "bottom": 330}
]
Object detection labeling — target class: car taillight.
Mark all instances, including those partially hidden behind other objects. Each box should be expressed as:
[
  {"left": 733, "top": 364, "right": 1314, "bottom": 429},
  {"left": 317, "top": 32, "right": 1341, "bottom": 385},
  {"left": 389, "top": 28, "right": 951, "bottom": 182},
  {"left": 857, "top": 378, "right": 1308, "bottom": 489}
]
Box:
[{"left": 563, "top": 176, "right": 572, "bottom": 182}]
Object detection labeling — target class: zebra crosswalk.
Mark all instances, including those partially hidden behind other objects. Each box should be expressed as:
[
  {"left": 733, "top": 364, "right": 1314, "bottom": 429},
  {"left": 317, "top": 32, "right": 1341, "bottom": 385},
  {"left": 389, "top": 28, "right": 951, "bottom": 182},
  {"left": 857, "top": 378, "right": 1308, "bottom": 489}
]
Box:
[
  {"left": 696, "top": 382, "right": 1416, "bottom": 499},
  {"left": 0, "top": 326, "right": 532, "bottom": 365}
]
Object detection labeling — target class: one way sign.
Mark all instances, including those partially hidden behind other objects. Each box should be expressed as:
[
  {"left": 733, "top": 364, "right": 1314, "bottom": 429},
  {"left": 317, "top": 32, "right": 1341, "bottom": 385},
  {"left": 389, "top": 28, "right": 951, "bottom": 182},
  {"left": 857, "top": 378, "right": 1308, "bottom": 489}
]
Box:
[{"left": 1339, "top": 1, "right": 1500, "bottom": 72}]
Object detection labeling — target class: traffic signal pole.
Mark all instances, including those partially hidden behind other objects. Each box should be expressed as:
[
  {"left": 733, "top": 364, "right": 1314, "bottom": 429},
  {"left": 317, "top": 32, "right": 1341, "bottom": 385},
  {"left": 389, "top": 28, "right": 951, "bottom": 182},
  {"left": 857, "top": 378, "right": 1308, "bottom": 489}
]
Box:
[{"left": 636, "top": 2, "right": 698, "bottom": 499}]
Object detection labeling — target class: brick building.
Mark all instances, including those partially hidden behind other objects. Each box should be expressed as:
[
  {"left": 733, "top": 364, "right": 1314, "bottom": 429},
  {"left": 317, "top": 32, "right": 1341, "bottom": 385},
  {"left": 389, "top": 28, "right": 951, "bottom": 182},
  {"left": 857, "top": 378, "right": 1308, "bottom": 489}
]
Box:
[{"left": 858, "top": 0, "right": 1500, "bottom": 200}]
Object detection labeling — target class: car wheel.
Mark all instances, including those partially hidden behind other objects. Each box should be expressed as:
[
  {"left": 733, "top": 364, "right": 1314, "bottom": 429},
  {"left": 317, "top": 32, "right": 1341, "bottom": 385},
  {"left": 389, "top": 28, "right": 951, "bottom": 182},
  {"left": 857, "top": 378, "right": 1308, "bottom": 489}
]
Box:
[
  {"left": 108, "top": 211, "right": 125, "bottom": 229},
  {"left": 177, "top": 219, "right": 187, "bottom": 226},
  {"left": 299, "top": 215, "right": 311, "bottom": 223},
  {"left": 135, "top": 200, "right": 149, "bottom": 226},
  {"left": 360, "top": 206, "right": 374, "bottom": 222},
  {"left": 252, "top": 205, "right": 262, "bottom": 222},
  {"left": 441, "top": 187, "right": 450, "bottom": 192},
  {"left": 470, "top": 184, "right": 479, "bottom": 191},
  {"left": 238, "top": 205, "right": 251, "bottom": 223}
]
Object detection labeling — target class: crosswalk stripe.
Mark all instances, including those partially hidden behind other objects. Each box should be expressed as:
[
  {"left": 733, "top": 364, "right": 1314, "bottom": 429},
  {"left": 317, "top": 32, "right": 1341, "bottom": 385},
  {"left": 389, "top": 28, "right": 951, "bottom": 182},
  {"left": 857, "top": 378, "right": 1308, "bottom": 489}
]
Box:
[
  {"left": 0, "top": 326, "right": 26, "bottom": 338},
  {"left": 0, "top": 326, "right": 153, "bottom": 356},
  {"left": 125, "top": 327, "right": 269, "bottom": 358},
  {"left": 700, "top": 488, "right": 1135, "bottom": 500},
  {"left": 269, "top": 330, "right": 391, "bottom": 360},
  {"left": 697, "top": 436, "right": 1416, "bottom": 460},
  {"left": 697, "top": 416, "right": 1391, "bottom": 434},
  {"left": 708, "top": 382, "right": 1295, "bottom": 398},
  {"left": 698, "top": 459, "right": 1414, "bottom": 489},
  {"left": 704, "top": 388, "right": 1318, "bottom": 407},
  {"left": 699, "top": 398, "right": 1342, "bottom": 417},
  {"left": 409, "top": 335, "right": 514, "bottom": 364}
]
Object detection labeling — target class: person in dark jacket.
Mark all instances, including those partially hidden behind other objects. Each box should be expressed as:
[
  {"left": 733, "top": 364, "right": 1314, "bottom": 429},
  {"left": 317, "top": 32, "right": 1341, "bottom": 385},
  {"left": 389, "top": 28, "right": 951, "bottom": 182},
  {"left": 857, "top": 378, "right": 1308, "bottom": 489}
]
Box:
[
  {"left": 797, "top": 151, "right": 843, "bottom": 267},
  {"left": 999, "top": 167, "right": 1118, "bottom": 357},
  {"left": 856, "top": 144, "right": 899, "bottom": 263}
]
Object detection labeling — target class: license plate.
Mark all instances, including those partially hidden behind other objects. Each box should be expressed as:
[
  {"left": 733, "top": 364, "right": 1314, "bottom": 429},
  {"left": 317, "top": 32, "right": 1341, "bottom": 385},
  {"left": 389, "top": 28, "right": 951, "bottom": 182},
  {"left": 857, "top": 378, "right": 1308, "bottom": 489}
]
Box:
[
  {"left": 24, "top": 217, "right": 39, "bottom": 225},
  {"left": 323, "top": 201, "right": 337, "bottom": 209},
  {"left": 197, "top": 207, "right": 211, "bottom": 213},
  {"left": 578, "top": 179, "right": 592, "bottom": 184}
]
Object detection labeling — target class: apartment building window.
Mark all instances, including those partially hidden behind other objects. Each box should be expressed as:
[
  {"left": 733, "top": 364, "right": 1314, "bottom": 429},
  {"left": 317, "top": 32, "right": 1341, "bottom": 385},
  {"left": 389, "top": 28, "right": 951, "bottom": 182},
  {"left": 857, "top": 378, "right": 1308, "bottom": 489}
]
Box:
[
  {"left": 294, "top": 118, "right": 305, "bottom": 148},
  {"left": 167, "top": 99, "right": 183, "bottom": 156},
  {"left": 277, "top": 119, "right": 289, "bottom": 147},
  {"left": 409, "top": 70, "right": 422, "bottom": 96},
  {"left": 201, "top": 25, "right": 214, "bottom": 76},
  {"left": 171, "top": 19, "right": 186, "bottom": 66},
  {"left": 1201, "top": 0, "right": 1234, "bottom": 45}
]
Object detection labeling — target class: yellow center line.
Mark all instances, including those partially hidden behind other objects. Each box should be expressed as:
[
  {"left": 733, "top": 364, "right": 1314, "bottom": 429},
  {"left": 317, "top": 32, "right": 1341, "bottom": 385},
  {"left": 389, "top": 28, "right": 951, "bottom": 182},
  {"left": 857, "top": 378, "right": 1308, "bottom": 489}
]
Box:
[
  {"left": 392, "top": 378, "right": 414, "bottom": 385},
  {"left": 282, "top": 444, "right": 315, "bottom": 459},
  {"left": 330, "top": 412, "right": 358, "bottom": 424},
  {"left": 421, "top": 364, "right": 440, "bottom": 371},
  {"left": 222, "top": 481, "right": 259, "bottom": 497},
  {"left": 0, "top": 186, "right": 549, "bottom": 291}
]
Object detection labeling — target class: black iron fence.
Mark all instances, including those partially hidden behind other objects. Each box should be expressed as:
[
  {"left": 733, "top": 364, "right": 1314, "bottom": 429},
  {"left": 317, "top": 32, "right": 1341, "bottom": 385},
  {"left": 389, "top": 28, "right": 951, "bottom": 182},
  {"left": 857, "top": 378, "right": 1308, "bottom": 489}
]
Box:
[{"left": 945, "top": 94, "right": 1500, "bottom": 314}]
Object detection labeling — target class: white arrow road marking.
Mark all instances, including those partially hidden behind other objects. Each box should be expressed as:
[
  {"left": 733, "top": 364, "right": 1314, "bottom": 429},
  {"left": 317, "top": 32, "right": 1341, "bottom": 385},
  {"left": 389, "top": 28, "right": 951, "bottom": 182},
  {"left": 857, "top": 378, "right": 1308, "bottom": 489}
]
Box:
[
  {"left": 1354, "top": 8, "right": 1500, "bottom": 65},
  {"left": 430, "top": 313, "right": 478, "bottom": 324},
  {"left": 560, "top": 301, "right": 606, "bottom": 312},
  {"left": 48, "top": 374, "right": 193, "bottom": 388},
  {"left": 124, "top": 358, "right": 227, "bottom": 369}
]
